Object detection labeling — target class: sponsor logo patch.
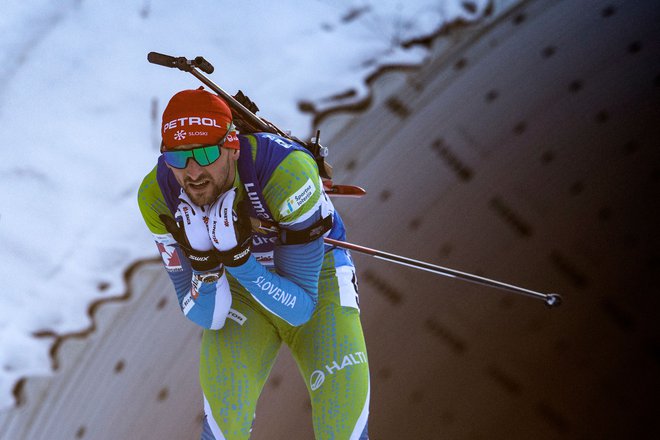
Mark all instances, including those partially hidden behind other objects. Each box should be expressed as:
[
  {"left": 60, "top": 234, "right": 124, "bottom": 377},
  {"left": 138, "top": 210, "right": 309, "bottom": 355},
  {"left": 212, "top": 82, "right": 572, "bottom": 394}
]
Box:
[
  {"left": 252, "top": 276, "right": 297, "bottom": 308},
  {"left": 156, "top": 240, "right": 182, "bottom": 271},
  {"left": 263, "top": 134, "right": 293, "bottom": 149},
  {"left": 182, "top": 293, "right": 194, "bottom": 315},
  {"left": 253, "top": 252, "right": 274, "bottom": 265},
  {"left": 252, "top": 235, "right": 278, "bottom": 247},
  {"left": 191, "top": 275, "right": 201, "bottom": 300},
  {"left": 309, "top": 351, "right": 367, "bottom": 391},
  {"left": 227, "top": 308, "right": 247, "bottom": 326},
  {"left": 163, "top": 117, "right": 225, "bottom": 132},
  {"left": 244, "top": 182, "right": 271, "bottom": 220},
  {"left": 310, "top": 370, "right": 325, "bottom": 391},
  {"left": 279, "top": 178, "right": 316, "bottom": 216}
]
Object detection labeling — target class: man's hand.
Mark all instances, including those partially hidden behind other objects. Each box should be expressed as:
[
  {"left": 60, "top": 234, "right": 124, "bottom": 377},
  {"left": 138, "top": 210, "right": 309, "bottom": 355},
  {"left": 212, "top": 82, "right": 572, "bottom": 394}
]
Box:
[
  {"left": 208, "top": 189, "right": 252, "bottom": 267},
  {"left": 177, "top": 192, "right": 213, "bottom": 251},
  {"left": 159, "top": 191, "right": 221, "bottom": 272}
]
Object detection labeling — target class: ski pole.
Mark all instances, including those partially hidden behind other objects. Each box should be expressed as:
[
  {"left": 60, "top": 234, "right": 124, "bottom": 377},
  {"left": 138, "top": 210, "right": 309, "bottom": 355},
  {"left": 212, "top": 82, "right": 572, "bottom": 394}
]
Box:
[
  {"left": 324, "top": 238, "right": 562, "bottom": 308},
  {"left": 148, "top": 52, "right": 561, "bottom": 308},
  {"left": 251, "top": 219, "right": 562, "bottom": 308}
]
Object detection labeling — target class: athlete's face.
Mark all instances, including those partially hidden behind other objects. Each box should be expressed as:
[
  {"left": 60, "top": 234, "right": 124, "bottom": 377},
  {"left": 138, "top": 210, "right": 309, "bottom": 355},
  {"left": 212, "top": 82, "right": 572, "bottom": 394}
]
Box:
[{"left": 166, "top": 145, "right": 239, "bottom": 206}]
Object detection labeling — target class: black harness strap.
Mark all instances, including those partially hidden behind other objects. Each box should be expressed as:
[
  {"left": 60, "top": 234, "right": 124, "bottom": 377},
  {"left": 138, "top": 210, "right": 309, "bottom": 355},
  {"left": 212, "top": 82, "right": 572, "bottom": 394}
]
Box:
[{"left": 279, "top": 214, "right": 333, "bottom": 245}]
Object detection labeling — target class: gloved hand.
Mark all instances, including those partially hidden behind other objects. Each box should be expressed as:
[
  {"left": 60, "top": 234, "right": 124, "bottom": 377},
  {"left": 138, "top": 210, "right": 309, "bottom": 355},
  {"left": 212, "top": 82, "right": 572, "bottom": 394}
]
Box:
[
  {"left": 159, "top": 191, "right": 220, "bottom": 272},
  {"left": 208, "top": 188, "right": 253, "bottom": 267}
]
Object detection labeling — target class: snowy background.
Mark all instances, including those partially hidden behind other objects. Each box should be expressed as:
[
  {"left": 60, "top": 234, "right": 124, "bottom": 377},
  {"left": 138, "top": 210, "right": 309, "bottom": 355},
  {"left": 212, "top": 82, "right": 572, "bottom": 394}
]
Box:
[{"left": 0, "top": 0, "right": 488, "bottom": 410}]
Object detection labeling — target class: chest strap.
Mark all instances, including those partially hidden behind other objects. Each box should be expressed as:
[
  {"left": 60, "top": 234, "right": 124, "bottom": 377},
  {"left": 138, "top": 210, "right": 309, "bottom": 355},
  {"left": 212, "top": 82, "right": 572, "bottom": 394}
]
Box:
[{"left": 279, "top": 214, "right": 333, "bottom": 245}]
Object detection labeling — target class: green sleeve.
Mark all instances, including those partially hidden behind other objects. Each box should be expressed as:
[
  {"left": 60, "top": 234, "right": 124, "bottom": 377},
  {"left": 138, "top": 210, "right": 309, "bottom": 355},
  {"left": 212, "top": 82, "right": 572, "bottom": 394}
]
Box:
[
  {"left": 262, "top": 150, "right": 323, "bottom": 226},
  {"left": 137, "top": 165, "right": 171, "bottom": 234}
]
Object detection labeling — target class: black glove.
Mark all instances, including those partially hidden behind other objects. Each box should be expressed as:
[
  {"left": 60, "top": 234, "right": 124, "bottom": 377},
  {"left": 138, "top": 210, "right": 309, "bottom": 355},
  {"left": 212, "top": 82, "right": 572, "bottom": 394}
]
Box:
[
  {"left": 217, "top": 233, "right": 252, "bottom": 267},
  {"left": 159, "top": 214, "right": 221, "bottom": 272},
  {"left": 234, "top": 90, "right": 259, "bottom": 114},
  {"left": 208, "top": 191, "right": 253, "bottom": 267}
]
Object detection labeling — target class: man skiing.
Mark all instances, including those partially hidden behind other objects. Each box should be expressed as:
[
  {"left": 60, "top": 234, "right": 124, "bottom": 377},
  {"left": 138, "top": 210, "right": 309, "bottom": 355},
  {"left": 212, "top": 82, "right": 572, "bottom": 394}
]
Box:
[{"left": 137, "top": 88, "right": 370, "bottom": 439}]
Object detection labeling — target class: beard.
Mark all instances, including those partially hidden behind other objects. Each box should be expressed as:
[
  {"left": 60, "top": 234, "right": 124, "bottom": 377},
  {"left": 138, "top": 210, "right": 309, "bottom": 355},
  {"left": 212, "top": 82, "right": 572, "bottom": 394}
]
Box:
[
  {"left": 176, "top": 157, "right": 234, "bottom": 206},
  {"left": 183, "top": 177, "right": 222, "bottom": 206}
]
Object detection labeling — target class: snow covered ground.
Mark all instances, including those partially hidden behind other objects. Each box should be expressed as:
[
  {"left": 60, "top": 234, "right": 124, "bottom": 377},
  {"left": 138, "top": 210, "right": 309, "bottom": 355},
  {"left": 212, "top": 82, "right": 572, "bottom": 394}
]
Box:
[{"left": 0, "top": 0, "right": 487, "bottom": 410}]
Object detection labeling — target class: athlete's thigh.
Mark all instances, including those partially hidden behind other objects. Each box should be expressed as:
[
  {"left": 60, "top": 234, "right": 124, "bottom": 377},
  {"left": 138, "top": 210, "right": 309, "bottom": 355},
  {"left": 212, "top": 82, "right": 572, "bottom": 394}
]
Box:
[
  {"left": 200, "top": 293, "right": 282, "bottom": 440},
  {"left": 289, "top": 262, "right": 370, "bottom": 440}
]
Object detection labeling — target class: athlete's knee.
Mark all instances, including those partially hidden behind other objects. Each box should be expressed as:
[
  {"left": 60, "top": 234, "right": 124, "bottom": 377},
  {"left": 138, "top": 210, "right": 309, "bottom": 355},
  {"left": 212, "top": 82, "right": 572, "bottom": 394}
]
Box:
[{"left": 308, "top": 365, "right": 370, "bottom": 439}]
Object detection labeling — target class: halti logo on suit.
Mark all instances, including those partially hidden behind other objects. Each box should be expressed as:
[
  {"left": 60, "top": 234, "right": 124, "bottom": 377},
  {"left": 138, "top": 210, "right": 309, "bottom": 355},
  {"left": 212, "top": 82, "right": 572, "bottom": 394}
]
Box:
[{"left": 310, "top": 352, "right": 367, "bottom": 391}]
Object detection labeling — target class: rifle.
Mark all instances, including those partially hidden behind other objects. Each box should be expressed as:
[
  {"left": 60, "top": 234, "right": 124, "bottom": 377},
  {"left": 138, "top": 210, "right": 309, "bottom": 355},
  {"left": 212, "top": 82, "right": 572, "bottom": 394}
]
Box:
[{"left": 147, "top": 52, "right": 334, "bottom": 180}]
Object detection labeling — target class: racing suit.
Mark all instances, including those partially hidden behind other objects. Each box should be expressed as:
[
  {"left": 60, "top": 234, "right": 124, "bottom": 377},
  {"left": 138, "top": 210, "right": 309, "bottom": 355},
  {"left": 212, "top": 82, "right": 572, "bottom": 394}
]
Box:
[{"left": 138, "top": 133, "right": 370, "bottom": 439}]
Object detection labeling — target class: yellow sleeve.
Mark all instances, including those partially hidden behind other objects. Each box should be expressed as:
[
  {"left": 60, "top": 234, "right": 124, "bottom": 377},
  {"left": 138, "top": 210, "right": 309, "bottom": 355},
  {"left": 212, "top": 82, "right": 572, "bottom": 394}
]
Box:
[
  {"left": 262, "top": 150, "right": 323, "bottom": 226},
  {"left": 137, "top": 165, "right": 171, "bottom": 235}
]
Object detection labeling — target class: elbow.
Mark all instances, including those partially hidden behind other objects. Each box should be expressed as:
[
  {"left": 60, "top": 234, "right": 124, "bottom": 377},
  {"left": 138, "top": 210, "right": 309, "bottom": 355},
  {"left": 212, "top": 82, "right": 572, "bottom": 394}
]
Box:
[
  {"left": 181, "top": 283, "right": 232, "bottom": 330},
  {"left": 182, "top": 308, "right": 227, "bottom": 330},
  {"left": 208, "top": 316, "right": 228, "bottom": 330},
  {"left": 185, "top": 315, "right": 226, "bottom": 330},
  {"left": 184, "top": 314, "right": 215, "bottom": 330},
  {"left": 204, "top": 299, "right": 232, "bottom": 330},
  {"left": 287, "top": 298, "right": 317, "bottom": 327}
]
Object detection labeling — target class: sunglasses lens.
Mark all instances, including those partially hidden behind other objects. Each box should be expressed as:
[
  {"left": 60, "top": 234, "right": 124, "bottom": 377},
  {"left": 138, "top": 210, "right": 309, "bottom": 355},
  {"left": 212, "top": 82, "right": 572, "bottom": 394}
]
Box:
[
  {"left": 163, "top": 145, "right": 221, "bottom": 169},
  {"left": 193, "top": 145, "right": 221, "bottom": 166},
  {"left": 163, "top": 150, "right": 192, "bottom": 169}
]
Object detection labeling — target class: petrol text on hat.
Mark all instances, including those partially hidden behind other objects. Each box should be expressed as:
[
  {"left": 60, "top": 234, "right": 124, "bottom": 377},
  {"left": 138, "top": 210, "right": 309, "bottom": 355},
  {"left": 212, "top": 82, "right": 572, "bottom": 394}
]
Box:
[{"left": 163, "top": 117, "right": 224, "bottom": 132}]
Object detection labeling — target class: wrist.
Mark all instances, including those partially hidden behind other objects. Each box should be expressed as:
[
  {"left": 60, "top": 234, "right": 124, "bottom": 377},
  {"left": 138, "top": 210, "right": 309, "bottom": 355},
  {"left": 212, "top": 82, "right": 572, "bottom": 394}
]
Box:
[
  {"left": 192, "top": 265, "right": 225, "bottom": 275},
  {"left": 217, "top": 236, "right": 252, "bottom": 267},
  {"left": 224, "top": 253, "right": 258, "bottom": 276},
  {"left": 186, "top": 248, "right": 221, "bottom": 272},
  {"left": 193, "top": 267, "right": 226, "bottom": 284}
]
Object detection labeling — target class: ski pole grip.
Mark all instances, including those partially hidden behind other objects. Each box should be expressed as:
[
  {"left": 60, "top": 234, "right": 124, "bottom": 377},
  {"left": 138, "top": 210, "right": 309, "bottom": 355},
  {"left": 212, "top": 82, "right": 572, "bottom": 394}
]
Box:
[{"left": 147, "top": 52, "right": 178, "bottom": 69}]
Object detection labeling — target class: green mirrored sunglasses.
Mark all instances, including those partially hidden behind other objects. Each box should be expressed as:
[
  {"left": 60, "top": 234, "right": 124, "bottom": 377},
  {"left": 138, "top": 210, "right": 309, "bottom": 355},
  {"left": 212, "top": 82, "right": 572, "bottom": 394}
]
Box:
[{"left": 162, "top": 145, "right": 221, "bottom": 169}]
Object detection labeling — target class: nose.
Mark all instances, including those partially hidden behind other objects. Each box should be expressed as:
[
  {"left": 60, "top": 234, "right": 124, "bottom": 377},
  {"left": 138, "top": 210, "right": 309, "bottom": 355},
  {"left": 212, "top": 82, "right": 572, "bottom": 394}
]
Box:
[{"left": 185, "top": 158, "right": 205, "bottom": 179}]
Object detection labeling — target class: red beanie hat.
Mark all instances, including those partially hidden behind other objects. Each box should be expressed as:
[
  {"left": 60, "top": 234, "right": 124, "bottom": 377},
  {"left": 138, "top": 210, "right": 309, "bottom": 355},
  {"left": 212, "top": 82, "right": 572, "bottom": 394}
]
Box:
[{"left": 161, "top": 88, "right": 240, "bottom": 150}]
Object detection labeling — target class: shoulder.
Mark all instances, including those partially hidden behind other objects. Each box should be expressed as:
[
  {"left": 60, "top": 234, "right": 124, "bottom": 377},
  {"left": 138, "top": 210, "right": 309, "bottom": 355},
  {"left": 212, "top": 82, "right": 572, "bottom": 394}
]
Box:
[
  {"left": 137, "top": 165, "right": 159, "bottom": 205},
  {"left": 237, "top": 132, "right": 322, "bottom": 223},
  {"left": 264, "top": 149, "right": 322, "bottom": 224},
  {"left": 137, "top": 165, "right": 169, "bottom": 234},
  {"left": 274, "top": 147, "right": 318, "bottom": 179},
  {"left": 239, "top": 132, "right": 319, "bottom": 191},
  {"left": 238, "top": 133, "right": 258, "bottom": 160},
  {"left": 246, "top": 133, "right": 308, "bottom": 155}
]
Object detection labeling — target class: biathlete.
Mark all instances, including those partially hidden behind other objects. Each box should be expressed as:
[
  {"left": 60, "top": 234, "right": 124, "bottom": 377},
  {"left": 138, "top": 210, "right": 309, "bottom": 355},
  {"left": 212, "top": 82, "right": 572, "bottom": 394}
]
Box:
[{"left": 137, "top": 88, "right": 370, "bottom": 439}]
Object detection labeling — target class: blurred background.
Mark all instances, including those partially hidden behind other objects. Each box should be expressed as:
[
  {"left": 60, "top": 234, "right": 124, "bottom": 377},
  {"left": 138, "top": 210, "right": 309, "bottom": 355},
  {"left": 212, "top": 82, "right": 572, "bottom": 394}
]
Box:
[{"left": 2, "top": 0, "right": 659, "bottom": 439}]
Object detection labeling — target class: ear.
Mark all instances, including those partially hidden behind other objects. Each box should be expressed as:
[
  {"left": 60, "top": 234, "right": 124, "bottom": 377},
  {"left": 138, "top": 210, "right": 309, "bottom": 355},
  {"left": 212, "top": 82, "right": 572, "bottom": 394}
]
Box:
[{"left": 227, "top": 148, "right": 240, "bottom": 161}]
